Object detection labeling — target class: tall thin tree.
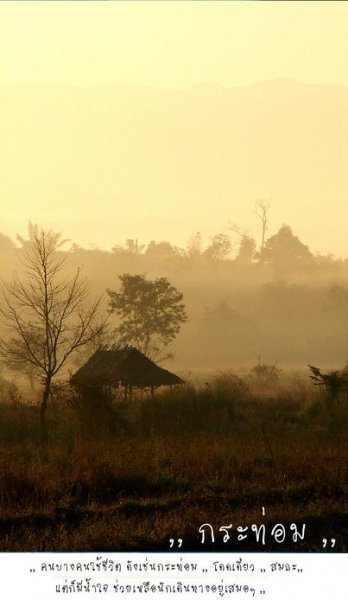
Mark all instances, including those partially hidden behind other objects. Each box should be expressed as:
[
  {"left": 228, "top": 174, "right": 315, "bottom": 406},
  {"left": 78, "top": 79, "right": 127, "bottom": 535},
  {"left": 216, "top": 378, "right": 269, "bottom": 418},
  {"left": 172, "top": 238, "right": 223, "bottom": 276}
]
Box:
[
  {"left": 255, "top": 199, "right": 271, "bottom": 250},
  {"left": 0, "top": 224, "right": 106, "bottom": 441}
]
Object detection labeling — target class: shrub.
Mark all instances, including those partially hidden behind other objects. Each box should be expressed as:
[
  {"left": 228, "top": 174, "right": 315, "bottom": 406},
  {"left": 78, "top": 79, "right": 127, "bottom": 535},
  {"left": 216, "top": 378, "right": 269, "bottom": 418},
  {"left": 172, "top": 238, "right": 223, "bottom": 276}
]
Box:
[{"left": 249, "top": 362, "right": 281, "bottom": 384}]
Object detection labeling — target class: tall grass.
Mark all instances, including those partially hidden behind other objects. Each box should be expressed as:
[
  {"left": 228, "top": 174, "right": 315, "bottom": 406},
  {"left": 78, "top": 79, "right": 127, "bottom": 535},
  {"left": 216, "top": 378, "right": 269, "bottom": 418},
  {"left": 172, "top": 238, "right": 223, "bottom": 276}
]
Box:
[{"left": 0, "top": 372, "right": 346, "bottom": 550}]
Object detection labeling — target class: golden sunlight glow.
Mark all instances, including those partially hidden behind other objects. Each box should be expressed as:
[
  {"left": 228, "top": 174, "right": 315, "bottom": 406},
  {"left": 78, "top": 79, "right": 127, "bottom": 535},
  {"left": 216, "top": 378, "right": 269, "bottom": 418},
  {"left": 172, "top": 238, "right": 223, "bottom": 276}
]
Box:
[{"left": 0, "top": 1, "right": 347, "bottom": 256}]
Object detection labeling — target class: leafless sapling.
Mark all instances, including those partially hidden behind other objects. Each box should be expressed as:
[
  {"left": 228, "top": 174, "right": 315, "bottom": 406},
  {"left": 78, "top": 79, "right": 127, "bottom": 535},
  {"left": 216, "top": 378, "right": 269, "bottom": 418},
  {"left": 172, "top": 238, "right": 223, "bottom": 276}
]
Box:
[{"left": 0, "top": 224, "right": 107, "bottom": 441}]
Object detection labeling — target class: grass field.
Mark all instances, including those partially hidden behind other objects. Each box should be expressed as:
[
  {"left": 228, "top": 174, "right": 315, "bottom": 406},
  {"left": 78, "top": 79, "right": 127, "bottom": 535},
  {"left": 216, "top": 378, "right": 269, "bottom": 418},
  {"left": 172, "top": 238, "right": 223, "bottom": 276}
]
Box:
[{"left": 0, "top": 373, "right": 346, "bottom": 551}]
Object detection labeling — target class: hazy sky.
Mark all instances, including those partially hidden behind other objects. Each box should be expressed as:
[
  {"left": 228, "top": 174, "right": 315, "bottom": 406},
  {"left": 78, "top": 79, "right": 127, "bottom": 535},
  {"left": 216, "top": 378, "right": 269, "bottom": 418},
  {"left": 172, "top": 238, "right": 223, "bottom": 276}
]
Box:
[
  {"left": 1, "top": 1, "right": 348, "bottom": 88},
  {"left": 1, "top": 1, "right": 348, "bottom": 256}
]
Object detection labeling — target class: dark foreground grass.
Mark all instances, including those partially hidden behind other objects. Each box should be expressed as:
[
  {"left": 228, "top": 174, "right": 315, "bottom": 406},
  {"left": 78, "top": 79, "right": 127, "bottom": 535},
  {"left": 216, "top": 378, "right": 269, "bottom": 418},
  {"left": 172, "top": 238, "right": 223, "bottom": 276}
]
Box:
[{"left": 0, "top": 377, "right": 346, "bottom": 551}]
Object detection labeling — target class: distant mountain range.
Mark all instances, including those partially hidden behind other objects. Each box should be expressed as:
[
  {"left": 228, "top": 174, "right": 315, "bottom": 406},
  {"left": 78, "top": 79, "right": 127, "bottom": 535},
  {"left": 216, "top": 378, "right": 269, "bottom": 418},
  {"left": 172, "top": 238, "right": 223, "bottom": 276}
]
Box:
[{"left": 1, "top": 79, "right": 347, "bottom": 255}]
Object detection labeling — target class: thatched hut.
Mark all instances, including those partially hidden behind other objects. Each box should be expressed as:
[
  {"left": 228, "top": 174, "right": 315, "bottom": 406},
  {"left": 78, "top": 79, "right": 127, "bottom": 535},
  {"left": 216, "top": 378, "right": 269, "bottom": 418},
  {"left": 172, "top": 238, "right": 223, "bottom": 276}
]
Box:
[{"left": 70, "top": 346, "right": 184, "bottom": 400}]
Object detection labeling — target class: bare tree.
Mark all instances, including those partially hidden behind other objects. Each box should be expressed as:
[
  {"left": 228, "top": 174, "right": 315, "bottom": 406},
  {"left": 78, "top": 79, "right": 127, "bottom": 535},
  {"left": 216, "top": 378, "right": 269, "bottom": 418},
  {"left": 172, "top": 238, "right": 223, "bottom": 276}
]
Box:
[
  {"left": 255, "top": 199, "right": 271, "bottom": 250},
  {"left": 0, "top": 224, "right": 106, "bottom": 441},
  {"left": 227, "top": 222, "right": 256, "bottom": 263},
  {"left": 227, "top": 222, "right": 245, "bottom": 239}
]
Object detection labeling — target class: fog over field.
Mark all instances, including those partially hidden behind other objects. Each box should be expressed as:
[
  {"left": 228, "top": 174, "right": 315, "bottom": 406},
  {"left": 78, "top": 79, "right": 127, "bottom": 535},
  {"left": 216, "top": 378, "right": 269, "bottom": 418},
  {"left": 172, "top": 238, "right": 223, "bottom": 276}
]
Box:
[
  {"left": 0, "top": 1, "right": 347, "bottom": 554},
  {"left": 1, "top": 76, "right": 347, "bottom": 375},
  {"left": 0, "top": 221, "right": 347, "bottom": 378}
]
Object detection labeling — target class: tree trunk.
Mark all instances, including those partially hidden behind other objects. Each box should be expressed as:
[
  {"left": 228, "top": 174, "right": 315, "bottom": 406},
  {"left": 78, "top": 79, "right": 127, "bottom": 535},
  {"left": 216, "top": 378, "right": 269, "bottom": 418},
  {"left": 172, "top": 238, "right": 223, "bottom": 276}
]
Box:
[
  {"left": 261, "top": 219, "right": 266, "bottom": 250},
  {"left": 40, "top": 375, "right": 51, "bottom": 442}
]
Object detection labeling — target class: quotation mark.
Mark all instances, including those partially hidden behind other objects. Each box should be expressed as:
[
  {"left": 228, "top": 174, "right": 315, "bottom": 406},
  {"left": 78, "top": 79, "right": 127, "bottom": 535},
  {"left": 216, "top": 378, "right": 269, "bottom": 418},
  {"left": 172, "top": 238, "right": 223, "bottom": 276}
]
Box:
[
  {"left": 169, "top": 538, "right": 183, "bottom": 548},
  {"left": 322, "top": 538, "right": 336, "bottom": 548}
]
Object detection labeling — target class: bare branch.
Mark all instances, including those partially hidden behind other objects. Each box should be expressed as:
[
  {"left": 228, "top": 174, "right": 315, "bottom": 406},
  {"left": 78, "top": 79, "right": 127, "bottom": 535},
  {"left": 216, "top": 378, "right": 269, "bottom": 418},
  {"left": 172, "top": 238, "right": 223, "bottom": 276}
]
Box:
[
  {"left": 0, "top": 224, "right": 106, "bottom": 440},
  {"left": 255, "top": 199, "right": 271, "bottom": 249}
]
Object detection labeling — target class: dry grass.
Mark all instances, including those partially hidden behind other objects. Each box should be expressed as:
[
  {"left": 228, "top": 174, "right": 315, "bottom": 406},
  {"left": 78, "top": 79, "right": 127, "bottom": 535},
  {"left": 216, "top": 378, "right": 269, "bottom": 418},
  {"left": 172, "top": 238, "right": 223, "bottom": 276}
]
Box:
[{"left": 0, "top": 375, "right": 346, "bottom": 551}]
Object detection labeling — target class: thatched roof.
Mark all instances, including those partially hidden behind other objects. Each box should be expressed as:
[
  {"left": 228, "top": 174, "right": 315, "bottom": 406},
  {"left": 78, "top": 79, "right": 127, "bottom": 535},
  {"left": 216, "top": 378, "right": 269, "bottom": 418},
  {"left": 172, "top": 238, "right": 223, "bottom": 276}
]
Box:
[{"left": 70, "top": 346, "right": 185, "bottom": 389}]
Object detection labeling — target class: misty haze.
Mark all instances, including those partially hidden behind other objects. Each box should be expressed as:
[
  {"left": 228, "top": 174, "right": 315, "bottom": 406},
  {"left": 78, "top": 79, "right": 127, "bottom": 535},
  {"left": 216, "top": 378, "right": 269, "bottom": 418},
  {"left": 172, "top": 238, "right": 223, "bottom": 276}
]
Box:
[
  {"left": 0, "top": 1, "right": 347, "bottom": 555},
  {"left": 1, "top": 79, "right": 347, "bottom": 257}
]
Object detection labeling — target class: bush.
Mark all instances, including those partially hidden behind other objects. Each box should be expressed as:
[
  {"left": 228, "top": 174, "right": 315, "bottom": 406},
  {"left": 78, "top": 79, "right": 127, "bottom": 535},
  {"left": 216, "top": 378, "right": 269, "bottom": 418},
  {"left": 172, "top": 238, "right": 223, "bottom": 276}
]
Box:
[
  {"left": 211, "top": 371, "right": 249, "bottom": 398},
  {"left": 249, "top": 362, "right": 281, "bottom": 384},
  {"left": 0, "top": 375, "right": 22, "bottom": 406}
]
